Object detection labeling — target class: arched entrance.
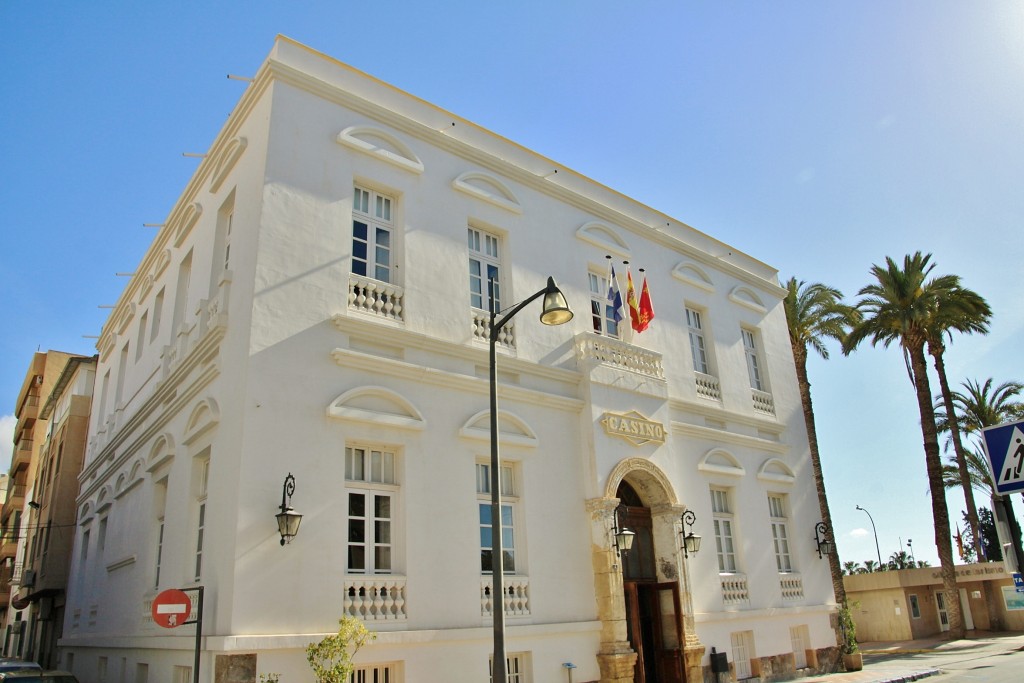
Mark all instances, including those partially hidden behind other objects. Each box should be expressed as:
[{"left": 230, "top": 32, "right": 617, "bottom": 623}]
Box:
[
  {"left": 588, "top": 459, "right": 704, "bottom": 683},
  {"left": 617, "top": 480, "right": 684, "bottom": 683}
]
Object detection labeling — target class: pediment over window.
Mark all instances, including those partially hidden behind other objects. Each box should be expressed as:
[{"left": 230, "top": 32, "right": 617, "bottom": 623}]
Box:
[
  {"left": 757, "top": 457, "right": 796, "bottom": 484},
  {"left": 96, "top": 485, "right": 113, "bottom": 512},
  {"left": 327, "top": 386, "right": 425, "bottom": 431},
  {"left": 697, "top": 448, "right": 745, "bottom": 477},
  {"left": 337, "top": 125, "right": 424, "bottom": 174},
  {"left": 173, "top": 202, "right": 203, "bottom": 248},
  {"left": 575, "top": 221, "right": 631, "bottom": 258},
  {"left": 729, "top": 286, "right": 767, "bottom": 314},
  {"left": 184, "top": 398, "right": 220, "bottom": 444},
  {"left": 147, "top": 433, "right": 176, "bottom": 472},
  {"left": 672, "top": 262, "right": 714, "bottom": 292},
  {"left": 210, "top": 136, "right": 248, "bottom": 191},
  {"left": 458, "top": 409, "right": 538, "bottom": 449},
  {"left": 452, "top": 172, "right": 522, "bottom": 213},
  {"left": 154, "top": 249, "right": 172, "bottom": 278},
  {"left": 80, "top": 502, "right": 93, "bottom": 523}
]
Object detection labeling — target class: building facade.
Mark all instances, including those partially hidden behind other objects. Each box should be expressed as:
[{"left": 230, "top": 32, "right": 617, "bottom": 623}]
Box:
[{"left": 60, "top": 37, "right": 839, "bottom": 683}]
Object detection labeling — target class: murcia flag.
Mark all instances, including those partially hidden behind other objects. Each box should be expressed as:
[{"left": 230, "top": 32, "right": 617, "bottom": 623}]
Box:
[{"left": 634, "top": 273, "right": 655, "bottom": 332}]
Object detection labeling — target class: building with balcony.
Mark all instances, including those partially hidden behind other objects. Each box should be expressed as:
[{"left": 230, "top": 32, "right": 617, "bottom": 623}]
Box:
[
  {"left": 2, "top": 350, "right": 84, "bottom": 658},
  {"left": 60, "top": 37, "right": 839, "bottom": 683}
]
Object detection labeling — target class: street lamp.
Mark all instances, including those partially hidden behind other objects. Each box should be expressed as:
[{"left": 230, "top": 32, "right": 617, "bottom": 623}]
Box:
[
  {"left": 680, "top": 510, "right": 702, "bottom": 558},
  {"left": 855, "top": 505, "right": 882, "bottom": 569},
  {"left": 276, "top": 473, "right": 302, "bottom": 546},
  {"left": 488, "top": 276, "right": 572, "bottom": 683},
  {"left": 814, "top": 522, "right": 833, "bottom": 559},
  {"left": 907, "top": 538, "right": 916, "bottom": 565}
]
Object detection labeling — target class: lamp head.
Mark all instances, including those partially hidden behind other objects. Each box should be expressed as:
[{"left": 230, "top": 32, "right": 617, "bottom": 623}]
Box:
[{"left": 539, "top": 277, "right": 573, "bottom": 326}]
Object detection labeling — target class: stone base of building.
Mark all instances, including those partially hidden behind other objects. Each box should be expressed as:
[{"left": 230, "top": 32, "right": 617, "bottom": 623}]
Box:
[{"left": 597, "top": 643, "right": 638, "bottom": 683}]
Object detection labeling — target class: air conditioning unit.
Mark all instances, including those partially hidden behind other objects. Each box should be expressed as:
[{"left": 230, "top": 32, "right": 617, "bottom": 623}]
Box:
[{"left": 21, "top": 570, "right": 35, "bottom": 587}]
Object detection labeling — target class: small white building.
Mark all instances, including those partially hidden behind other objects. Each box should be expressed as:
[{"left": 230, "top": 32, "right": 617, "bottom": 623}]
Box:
[{"left": 61, "top": 36, "right": 839, "bottom": 683}]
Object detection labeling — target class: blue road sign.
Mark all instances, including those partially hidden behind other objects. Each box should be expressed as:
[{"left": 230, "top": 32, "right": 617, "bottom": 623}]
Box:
[
  {"left": 1014, "top": 573, "right": 1024, "bottom": 593},
  {"left": 982, "top": 420, "right": 1024, "bottom": 495}
]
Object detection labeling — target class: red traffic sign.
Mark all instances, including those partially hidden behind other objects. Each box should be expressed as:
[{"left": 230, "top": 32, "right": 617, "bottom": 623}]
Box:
[{"left": 152, "top": 589, "right": 192, "bottom": 628}]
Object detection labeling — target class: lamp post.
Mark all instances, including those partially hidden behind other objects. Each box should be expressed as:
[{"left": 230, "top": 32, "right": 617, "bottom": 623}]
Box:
[
  {"left": 907, "top": 538, "right": 916, "bottom": 565},
  {"left": 855, "top": 505, "right": 882, "bottom": 569},
  {"left": 488, "top": 276, "right": 572, "bottom": 683}
]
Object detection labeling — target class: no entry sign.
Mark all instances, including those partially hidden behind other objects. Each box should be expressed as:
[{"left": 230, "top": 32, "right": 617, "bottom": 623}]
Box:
[{"left": 152, "top": 589, "right": 192, "bottom": 628}]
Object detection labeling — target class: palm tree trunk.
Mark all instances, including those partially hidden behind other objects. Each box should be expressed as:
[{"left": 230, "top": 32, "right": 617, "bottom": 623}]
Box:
[
  {"left": 930, "top": 343, "right": 985, "bottom": 561},
  {"left": 909, "top": 342, "right": 964, "bottom": 638},
  {"left": 793, "top": 346, "right": 847, "bottom": 605}
]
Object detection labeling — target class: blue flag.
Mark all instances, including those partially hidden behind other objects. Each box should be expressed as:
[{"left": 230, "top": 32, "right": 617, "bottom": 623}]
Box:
[{"left": 607, "top": 264, "right": 624, "bottom": 324}]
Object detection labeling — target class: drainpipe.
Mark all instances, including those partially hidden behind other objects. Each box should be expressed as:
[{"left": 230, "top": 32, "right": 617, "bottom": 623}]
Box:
[{"left": 563, "top": 662, "right": 576, "bottom": 683}]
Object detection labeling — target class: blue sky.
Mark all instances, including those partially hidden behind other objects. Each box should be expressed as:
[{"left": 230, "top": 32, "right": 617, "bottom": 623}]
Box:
[{"left": 1, "top": 2, "right": 1022, "bottom": 568}]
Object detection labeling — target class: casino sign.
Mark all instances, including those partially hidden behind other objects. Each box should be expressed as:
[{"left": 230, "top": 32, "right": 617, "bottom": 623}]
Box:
[{"left": 601, "top": 410, "right": 666, "bottom": 446}]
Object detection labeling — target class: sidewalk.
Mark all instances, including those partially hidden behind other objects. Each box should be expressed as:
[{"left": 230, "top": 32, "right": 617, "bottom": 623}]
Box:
[{"left": 796, "top": 630, "right": 1024, "bottom": 683}]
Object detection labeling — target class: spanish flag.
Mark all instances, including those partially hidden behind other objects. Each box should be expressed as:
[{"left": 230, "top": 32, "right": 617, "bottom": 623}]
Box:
[{"left": 626, "top": 269, "right": 642, "bottom": 332}]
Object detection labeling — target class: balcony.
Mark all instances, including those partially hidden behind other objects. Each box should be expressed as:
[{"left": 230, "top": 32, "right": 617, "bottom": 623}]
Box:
[
  {"left": 695, "top": 372, "right": 722, "bottom": 401},
  {"left": 342, "top": 576, "right": 407, "bottom": 622},
  {"left": 17, "top": 392, "right": 39, "bottom": 423},
  {"left": 780, "top": 573, "right": 804, "bottom": 601},
  {"left": 720, "top": 573, "right": 750, "bottom": 606},
  {"left": 481, "top": 576, "right": 531, "bottom": 618},
  {"left": 752, "top": 389, "right": 776, "bottom": 415},
  {"left": 348, "top": 274, "right": 404, "bottom": 322},
  {"left": 575, "top": 334, "right": 664, "bottom": 380},
  {"left": 472, "top": 309, "right": 515, "bottom": 348},
  {"left": 11, "top": 438, "right": 33, "bottom": 472}
]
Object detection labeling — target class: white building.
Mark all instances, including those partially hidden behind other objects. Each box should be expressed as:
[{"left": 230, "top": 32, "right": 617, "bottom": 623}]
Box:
[{"left": 62, "top": 36, "right": 839, "bottom": 683}]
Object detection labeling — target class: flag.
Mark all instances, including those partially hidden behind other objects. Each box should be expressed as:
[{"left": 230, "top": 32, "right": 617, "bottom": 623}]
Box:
[
  {"left": 626, "top": 268, "right": 642, "bottom": 332},
  {"left": 637, "top": 275, "right": 655, "bottom": 331},
  {"left": 955, "top": 524, "right": 964, "bottom": 561},
  {"left": 606, "top": 263, "right": 624, "bottom": 325}
]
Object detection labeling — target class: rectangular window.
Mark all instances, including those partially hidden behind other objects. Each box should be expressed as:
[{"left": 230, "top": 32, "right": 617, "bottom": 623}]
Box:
[
  {"left": 588, "top": 271, "right": 619, "bottom": 338},
  {"left": 154, "top": 477, "right": 168, "bottom": 588},
  {"left": 194, "top": 458, "right": 209, "bottom": 580},
  {"left": 742, "top": 329, "right": 764, "bottom": 391},
  {"left": 346, "top": 447, "right": 396, "bottom": 485},
  {"left": 115, "top": 344, "right": 129, "bottom": 407},
  {"left": 81, "top": 529, "right": 90, "bottom": 565},
  {"left": 171, "top": 250, "right": 193, "bottom": 334},
  {"left": 468, "top": 227, "right": 501, "bottom": 311},
  {"left": 350, "top": 663, "right": 398, "bottom": 683},
  {"left": 686, "top": 307, "right": 710, "bottom": 374},
  {"left": 151, "top": 289, "right": 164, "bottom": 343},
  {"left": 98, "top": 656, "right": 108, "bottom": 683},
  {"left": 173, "top": 666, "right": 192, "bottom": 683},
  {"left": 97, "top": 516, "right": 108, "bottom": 554},
  {"left": 711, "top": 488, "right": 737, "bottom": 573},
  {"left": 136, "top": 311, "right": 148, "bottom": 362},
  {"left": 154, "top": 520, "right": 164, "bottom": 587},
  {"left": 347, "top": 492, "right": 392, "bottom": 574},
  {"left": 490, "top": 651, "right": 531, "bottom": 683},
  {"left": 477, "top": 462, "right": 516, "bottom": 574},
  {"left": 223, "top": 210, "right": 233, "bottom": 271},
  {"left": 352, "top": 186, "right": 393, "bottom": 283},
  {"left": 909, "top": 594, "right": 921, "bottom": 619},
  {"left": 768, "top": 495, "right": 792, "bottom": 572},
  {"left": 136, "top": 663, "right": 149, "bottom": 683}
]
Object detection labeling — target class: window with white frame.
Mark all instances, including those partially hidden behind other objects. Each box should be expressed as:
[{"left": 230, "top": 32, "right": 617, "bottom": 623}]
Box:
[
  {"left": 768, "top": 494, "right": 792, "bottom": 572},
  {"left": 151, "top": 288, "right": 164, "bottom": 343},
  {"left": 468, "top": 227, "right": 501, "bottom": 312},
  {"left": 909, "top": 594, "right": 921, "bottom": 618},
  {"left": 346, "top": 446, "right": 397, "bottom": 574},
  {"left": 352, "top": 186, "right": 394, "bottom": 283},
  {"left": 476, "top": 462, "right": 517, "bottom": 574},
  {"left": 350, "top": 662, "right": 399, "bottom": 683},
  {"left": 742, "top": 328, "right": 765, "bottom": 391},
  {"left": 136, "top": 311, "right": 148, "bottom": 362},
  {"left": 489, "top": 651, "right": 531, "bottom": 683},
  {"left": 711, "top": 488, "right": 737, "bottom": 573},
  {"left": 193, "top": 457, "right": 210, "bottom": 581},
  {"left": 686, "top": 307, "right": 711, "bottom": 374},
  {"left": 588, "top": 271, "right": 619, "bottom": 338},
  {"left": 153, "top": 477, "right": 168, "bottom": 588}
]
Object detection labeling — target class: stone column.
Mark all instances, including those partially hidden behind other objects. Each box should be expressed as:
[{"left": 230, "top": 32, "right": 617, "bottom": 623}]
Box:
[{"left": 586, "top": 496, "right": 637, "bottom": 683}]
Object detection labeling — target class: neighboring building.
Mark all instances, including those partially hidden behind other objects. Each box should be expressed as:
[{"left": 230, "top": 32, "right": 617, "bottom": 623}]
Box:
[
  {"left": 15, "top": 355, "right": 96, "bottom": 668},
  {"left": 60, "top": 37, "right": 838, "bottom": 683},
  {"left": 2, "top": 351, "right": 84, "bottom": 658},
  {"left": 844, "top": 563, "right": 1024, "bottom": 642}
]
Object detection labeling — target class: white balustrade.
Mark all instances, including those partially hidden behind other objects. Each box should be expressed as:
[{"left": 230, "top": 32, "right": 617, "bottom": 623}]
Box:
[
  {"left": 348, "top": 274, "right": 405, "bottom": 322},
  {"left": 472, "top": 310, "right": 515, "bottom": 348},
  {"left": 343, "top": 577, "right": 407, "bottom": 621},
  {"left": 575, "top": 334, "right": 665, "bottom": 379},
  {"left": 780, "top": 573, "right": 804, "bottom": 601},
  {"left": 752, "top": 389, "right": 776, "bottom": 415},
  {"left": 696, "top": 372, "right": 722, "bottom": 401},
  {"left": 720, "top": 574, "right": 749, "bottom": 605},
  {"left": 480, "top": 577, "right": 530, "bottom": 617}
]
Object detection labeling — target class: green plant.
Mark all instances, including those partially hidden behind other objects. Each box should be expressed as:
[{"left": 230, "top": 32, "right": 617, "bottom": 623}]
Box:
[
  {"left": 306, "top": 615, "right": 374, "bottom": 683},
  {"left": 838, "top": 602, "right": 858, "bottom": 654},
  {"left": 259, "top": 675, "right": 280, "bottom": 683}
]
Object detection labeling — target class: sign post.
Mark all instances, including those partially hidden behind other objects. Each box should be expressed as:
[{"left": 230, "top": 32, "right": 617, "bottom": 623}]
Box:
[{"left": 151, "top": 587, "right": 204, "bottom": 683}]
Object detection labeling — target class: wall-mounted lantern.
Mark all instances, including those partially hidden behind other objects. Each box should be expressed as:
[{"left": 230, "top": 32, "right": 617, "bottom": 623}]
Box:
[
  {"left": 611, "top": 505, "right": 636, "bottom": 558},
  {"left": 276, "top": 473, "right": 303, "bottom": 546},
  {"left": 680, "top": 509, "right": 702, "bottom": 558},
  {"left": 814, "top": 522, "right": 832, "bottom": 559}
]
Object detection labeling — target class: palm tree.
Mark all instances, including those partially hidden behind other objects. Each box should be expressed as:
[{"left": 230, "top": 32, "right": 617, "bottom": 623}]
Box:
[
  {"left": 842, "top": 560, "right": 862, "bottom": 576},
  {"left": 784, "top": 278, "right": 859, "bottom": 606},
  {"left": 925, "top": 285, "right": 991, "bottom": 560},
  {"left": 888, "top": 550, "right": 913, "bottom": 570},
  {"left": 861, "top": 560, "right": 879, "bottom": 574},
  {"left": 843, "top": 252, "right": 965, "bottom": 638}
]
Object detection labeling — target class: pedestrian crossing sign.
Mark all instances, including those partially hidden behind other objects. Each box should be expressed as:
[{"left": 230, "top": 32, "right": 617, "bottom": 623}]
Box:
[{"left": 982, "top": 420, "right": 1024, "bottom": 495}]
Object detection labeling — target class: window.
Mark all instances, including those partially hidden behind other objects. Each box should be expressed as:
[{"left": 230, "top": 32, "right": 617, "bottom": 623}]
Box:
[
  {"left": 136, "top": 311, "right": 148, "bottom": 362},
  {"left": 742, "top": 329, "right": 765, "bottom": 391},
  {"left": 171, "top": 250, "right": 193, "bottom": 334},
  {"left": 80, "top": 528, "right": 90, "bottom": 565},
  {"left": 98, "top": 656, "right": 108, "bottom": 683},
  {"left": 97, "top": 516, "right": 108, "bottom": 554},
  {"left": 909, "top": 594, "right": 921, "bottom": 619},
  {"left": 352, "top": 186, "right": 394, "bottom": 283},
  {"left": 731, "top": 630, "right": 756, "bottom": 680},
  {"left": 194, "top": 458, "right": 210, "bottom": 581},
  {"left": 173, "top": 666, "right": 192, "bottom": 683},
  {"left": 136, "top": 663, "right": 149, "bottom": 683},
  {"left": 151, "top": 289, "right": 164, "bottom": 343},
  {"left": 588, "top": 271, "right": 619, "bottom": 338},
  {"left": 711, "top": 488, "right": 737, "bottom": 573},
  {"left": 350, "top": 663, "right": 398, "bottom": 683},
  {"left": 345, "top": 446, "right": 397, "bottom": 575},
  {"left": 490, "top": 652, "right": 531, "bottom": 683},
  {"left": 468, "top": 227, "right": 501, "bottom": 312},
  {"left": 477, "top": 462, "right": 516, "bottom": 573},
  {"left": 153, "top": 477, "right": 168, "bottom": 588},
  {"left": 790, "top": 624, "right": 810, "bottom": 669},
  {"left": 768, "top": 495, "right": 792, "bottom": 572},
  {"left": 686, "top": 307, "right": 710, "bottom": 374},
  {"left": 154, "top": 520, "right": 164, "bottom": 587}
]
